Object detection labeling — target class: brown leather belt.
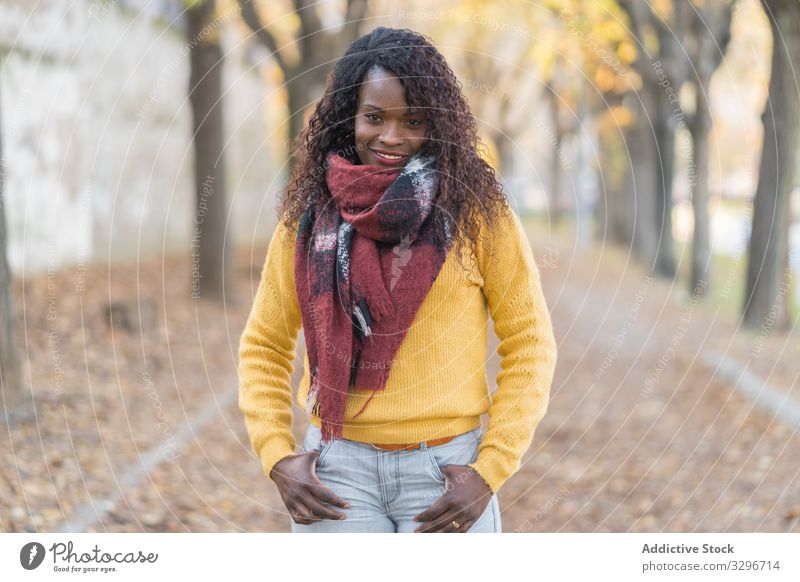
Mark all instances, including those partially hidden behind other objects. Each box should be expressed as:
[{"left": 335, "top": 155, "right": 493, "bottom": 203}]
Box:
[{"left": 369, "top": 435, "right": 456, "bottom": 451}]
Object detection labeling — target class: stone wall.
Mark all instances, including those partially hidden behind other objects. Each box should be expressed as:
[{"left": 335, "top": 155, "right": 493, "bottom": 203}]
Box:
[{"left": 0, "top": 0, "right": 287, "bottom": 274}]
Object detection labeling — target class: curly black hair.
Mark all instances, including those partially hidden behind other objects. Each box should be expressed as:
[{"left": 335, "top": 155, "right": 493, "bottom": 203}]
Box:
[{"left": 278, "top": 26, "right": 509, "bottom": 271}]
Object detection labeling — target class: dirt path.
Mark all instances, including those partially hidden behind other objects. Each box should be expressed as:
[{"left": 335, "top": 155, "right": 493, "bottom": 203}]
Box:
[
  {"left": 506, "top": 229, "right": 800, "bottom": 532},
  {"left": 2, "top": 228, "right": 798, "bottom": 533}
]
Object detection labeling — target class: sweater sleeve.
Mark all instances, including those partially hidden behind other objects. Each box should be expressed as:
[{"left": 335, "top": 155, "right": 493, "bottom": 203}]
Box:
[
  {"left": 467, "top": 205, "right": 558, "bottom": 494},
  {"left": 238, "top": 219, "right": 302, "bottom": 481}
]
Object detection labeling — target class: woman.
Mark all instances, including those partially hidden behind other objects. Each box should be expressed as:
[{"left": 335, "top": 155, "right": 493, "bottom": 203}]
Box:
[{"left": 238, "top": 27, "right": 557, "bottom": 533}]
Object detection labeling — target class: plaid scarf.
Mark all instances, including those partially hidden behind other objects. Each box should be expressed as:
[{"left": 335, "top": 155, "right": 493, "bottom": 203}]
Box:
[{"left": 295, "top": 150, "right": 452, "bottom": 442}]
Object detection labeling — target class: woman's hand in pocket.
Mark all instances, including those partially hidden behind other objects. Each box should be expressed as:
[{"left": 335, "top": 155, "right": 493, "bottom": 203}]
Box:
[
  {"left": 413, "top": 464, "right": 492, "bottom": 532},
  {"left": 270, "top": 452, "right": 351, "bottom": 525}
]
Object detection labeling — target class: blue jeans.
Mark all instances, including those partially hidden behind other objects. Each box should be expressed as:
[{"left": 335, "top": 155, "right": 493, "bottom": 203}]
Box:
[{"left": 291, "top": 423, "right": 502, "bottom": 533}]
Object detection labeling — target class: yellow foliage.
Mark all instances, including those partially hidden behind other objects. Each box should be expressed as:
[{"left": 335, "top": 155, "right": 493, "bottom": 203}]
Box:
[
  {"left": 595, "top": 66, "right": 617, "bottom": 93},
  {"left": 597, "top": 104, "right": 635, "bottom": 130},
  {"left": 617, "top": 41, "right": 637, "bottom": 65}
]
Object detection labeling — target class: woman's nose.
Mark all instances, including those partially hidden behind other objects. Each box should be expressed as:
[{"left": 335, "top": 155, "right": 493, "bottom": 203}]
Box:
[{"left": 380, "top": 122, "right": 405, "bottom": 144}]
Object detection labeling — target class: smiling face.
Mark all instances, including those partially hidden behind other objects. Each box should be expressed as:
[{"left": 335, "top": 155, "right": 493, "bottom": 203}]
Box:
[{"left": 353, "top": 66, "right": 428, "bottom": 167}]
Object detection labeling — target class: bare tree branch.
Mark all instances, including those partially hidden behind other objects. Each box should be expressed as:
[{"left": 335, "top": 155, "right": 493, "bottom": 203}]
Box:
[
  {"left": 340, "top": 0, "right": 368, "bottom": 54},
  {"left": 294, "top": 0, "right": 325, "bottom": 59},
  {"left": 237, "top": 0, "right": 288, "bottom": 74},
  {"left": 618, "top": 0, "right": 663, "bottom": 85},
  {"left": 617, "top": 0, "right": 646, "bottom": 47}
]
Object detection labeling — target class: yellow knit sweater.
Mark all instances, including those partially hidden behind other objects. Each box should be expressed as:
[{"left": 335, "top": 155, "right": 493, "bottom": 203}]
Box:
[{"left": 238, "top": 204, "right": 558, "bottom": 494}]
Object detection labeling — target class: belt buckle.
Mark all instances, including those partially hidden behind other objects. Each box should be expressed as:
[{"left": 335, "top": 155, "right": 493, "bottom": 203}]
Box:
[{"left": 370, "top": 442, "right": 420, "bottom": 451}]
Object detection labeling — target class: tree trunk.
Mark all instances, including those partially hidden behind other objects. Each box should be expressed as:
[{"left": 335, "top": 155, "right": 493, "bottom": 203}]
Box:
[
  {"left": 287, "top": 78, "right": 306, "bottom": 149},
  {"left": 494, "top": 132, "right": 515, "bottom": 179},
  {"left": 187, "top": 0, "right": 229, "bottom": 301},
  {"left": 596, "top": 128, "right": 633, "bottom": 246},
  {"left": 742, "top": 0, "right": 800, "bottom": 331},
  {"left": 629, "top": 89, "right": 660, "bottom": 269},
  {"left": 287, "top": 73, "right": 330, "bottom": 174},
  {"left": 686, "top": 0, "right": 733, "bottom": 300},
  {"left": 0, "top": 87, "right": 24, "bottom": 420},
  {"left": 690, "top": 85, "right": 713, "bottom": 297},
  {"left": 654, "top": 94, "right": 678, "bottom": 278},
  {"left": 617, "top": 0, "right": 694, "bottom": 279},
  {"left": 238, "top": 0, "right": 367, "bottom": 176},
  {"left": 548, "top": 92, "right": 564, "bottom": 226}
]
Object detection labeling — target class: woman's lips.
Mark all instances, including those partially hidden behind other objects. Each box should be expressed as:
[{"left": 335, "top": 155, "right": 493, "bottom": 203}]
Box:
[{"left": 371, "top": 149, "right": 409, "bottom": 166}]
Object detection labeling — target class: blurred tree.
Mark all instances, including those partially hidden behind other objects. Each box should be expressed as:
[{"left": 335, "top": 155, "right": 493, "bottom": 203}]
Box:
[
  {"left": 432, "top": 0, "right": 601, "bottom": 229},
  {"left": 617, "top": 0, "right": 695, "bottom": 278},
  {"left": 440, "top": 0, "right": 542, "bottom": 177},
  {"left": 544, "top": 62, "right": 570, "bottom": 226},
  {"left": 186, "top": 0, "right": 229, "bottom": 301},
  {"left": 742, "top": 0, "right": 799, "bottom": 330},
  {"left": 236, "top": 0, "right": 367, "bottom": 166},
  {"left": 685, "top": 1, "right": 734, "bottom": 298},
  {"left": 0, "top": 88, "right": 24, "bottom": 420},
  {"left": 595, "top": 107, "right": 637, "bottom": 246},
  {"left": 542, "top": 0, "right": 634, "bottom": 236}
]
